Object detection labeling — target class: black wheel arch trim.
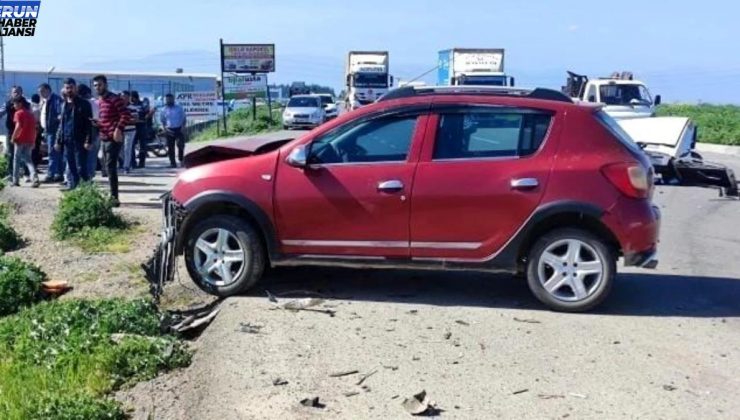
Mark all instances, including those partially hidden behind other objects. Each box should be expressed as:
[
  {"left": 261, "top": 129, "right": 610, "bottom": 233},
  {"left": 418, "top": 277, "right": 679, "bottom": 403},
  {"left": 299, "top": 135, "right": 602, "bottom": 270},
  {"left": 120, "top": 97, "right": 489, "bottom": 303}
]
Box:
[{"left": 177, "top": 190, "right": 279, "bottom": 260}]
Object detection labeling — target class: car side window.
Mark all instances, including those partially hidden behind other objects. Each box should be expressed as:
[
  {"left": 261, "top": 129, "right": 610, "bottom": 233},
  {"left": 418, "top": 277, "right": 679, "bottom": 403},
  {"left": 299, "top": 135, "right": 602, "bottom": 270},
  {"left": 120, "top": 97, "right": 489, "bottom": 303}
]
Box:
[
  {"left": 309, "top": 116, "right": 417, "bottom": 164},
  {"left": 433, "top": 111, "right": 552, "bottom": 160}
]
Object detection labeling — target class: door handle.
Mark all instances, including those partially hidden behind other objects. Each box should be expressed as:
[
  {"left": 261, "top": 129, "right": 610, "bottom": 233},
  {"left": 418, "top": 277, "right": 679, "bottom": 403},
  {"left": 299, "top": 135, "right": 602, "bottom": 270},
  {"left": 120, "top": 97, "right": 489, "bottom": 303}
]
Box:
[
  {"left": 511, "top": 178, "right": 539, "bottom": 190},
  {"left": 377, "top": 180, "right": 404, "bottom": 193}
]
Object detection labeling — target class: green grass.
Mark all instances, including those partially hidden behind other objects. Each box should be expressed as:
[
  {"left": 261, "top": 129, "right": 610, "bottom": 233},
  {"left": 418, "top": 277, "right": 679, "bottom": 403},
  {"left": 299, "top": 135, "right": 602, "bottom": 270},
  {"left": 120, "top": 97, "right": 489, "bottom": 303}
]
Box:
[
  {"left": 657, "top": 104, "right": 740, "bottom": 145},
  {"left": 192, "top": 105, "right": 283, "bottom": 143},
  {"left": 68, "top": 226, "right": 137, "bottom": 254},
  {"left": 0, "top": 299, "right": 191, "bottom": 419}
]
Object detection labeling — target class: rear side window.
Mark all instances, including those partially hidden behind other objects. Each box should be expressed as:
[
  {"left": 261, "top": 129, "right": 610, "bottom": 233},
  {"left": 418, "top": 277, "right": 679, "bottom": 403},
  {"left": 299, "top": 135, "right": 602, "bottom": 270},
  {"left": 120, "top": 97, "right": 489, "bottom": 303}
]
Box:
[
  {"left": 595, "top": 111, "right": 643, "bottom": 155},
  {"left": 433, "top": 111, "right": 552, "bottom": 160}
]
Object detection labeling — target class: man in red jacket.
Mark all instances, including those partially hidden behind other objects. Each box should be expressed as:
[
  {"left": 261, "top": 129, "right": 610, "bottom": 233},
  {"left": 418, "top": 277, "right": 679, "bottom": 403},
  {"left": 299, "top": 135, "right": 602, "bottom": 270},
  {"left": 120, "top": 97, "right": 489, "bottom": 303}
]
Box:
[
  {"left": 10, "top": 97, "right": 40, "bottom": 188},
  {"left": 92, "top": 74, "right": 130, "bottom": 207}
]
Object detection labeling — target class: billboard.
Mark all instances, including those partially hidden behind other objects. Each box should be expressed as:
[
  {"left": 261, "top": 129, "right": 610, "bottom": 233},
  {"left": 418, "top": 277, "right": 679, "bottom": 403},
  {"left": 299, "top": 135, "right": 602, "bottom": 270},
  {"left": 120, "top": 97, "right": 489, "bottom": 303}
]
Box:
[
  {"left": 222, "top": 44, "right": 275, "bottom": 73},
  {"left": 175, "top": 91, "right": 219, "bottom": 123},
  {"left": 223, "top": 74, "right": 267, "bottom": 100}
]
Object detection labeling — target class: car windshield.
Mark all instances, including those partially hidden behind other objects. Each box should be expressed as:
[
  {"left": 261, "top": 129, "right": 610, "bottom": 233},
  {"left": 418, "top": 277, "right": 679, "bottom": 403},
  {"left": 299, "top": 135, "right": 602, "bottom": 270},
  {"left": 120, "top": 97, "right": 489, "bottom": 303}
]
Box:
[
  {"left": 599, "top": 84, "right": 652, "bottom": 106},
  {"left": 319, "top": 96, "right": 334, "bottom": 105},
  {"left": 353, "top": 73, "right": 388, "bottom": 88},
  {"left": 287, "top": 97, "right": 319, "bottom": 108},
  {"left": 459, "top": 75, "right": 508, "bottom": 86}
]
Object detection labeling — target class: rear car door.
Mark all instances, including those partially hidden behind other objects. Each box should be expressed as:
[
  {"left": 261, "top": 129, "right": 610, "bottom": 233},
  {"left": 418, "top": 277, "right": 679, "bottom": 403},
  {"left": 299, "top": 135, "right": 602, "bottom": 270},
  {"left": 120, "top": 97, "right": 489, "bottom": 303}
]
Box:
[
  {"left": 410, "top": 104, "right": 560, "bottom": 260},
  {"left": 275, "top": 110, "right": 429, "bottom": 257}
]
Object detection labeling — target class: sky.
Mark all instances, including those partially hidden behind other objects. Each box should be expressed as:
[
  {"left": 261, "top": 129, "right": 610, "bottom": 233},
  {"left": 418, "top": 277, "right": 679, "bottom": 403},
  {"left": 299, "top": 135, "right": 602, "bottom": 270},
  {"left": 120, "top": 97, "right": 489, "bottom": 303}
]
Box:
[{"left": 5, "top": 0, "right": 740, "bottom": 103}]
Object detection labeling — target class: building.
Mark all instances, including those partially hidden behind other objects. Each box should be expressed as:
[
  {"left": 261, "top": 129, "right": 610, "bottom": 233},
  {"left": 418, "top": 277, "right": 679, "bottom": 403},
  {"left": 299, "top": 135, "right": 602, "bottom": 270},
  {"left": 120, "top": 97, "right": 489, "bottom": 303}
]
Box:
[{"left": 1, "top": 68, "right": 218, "bottom": 101}]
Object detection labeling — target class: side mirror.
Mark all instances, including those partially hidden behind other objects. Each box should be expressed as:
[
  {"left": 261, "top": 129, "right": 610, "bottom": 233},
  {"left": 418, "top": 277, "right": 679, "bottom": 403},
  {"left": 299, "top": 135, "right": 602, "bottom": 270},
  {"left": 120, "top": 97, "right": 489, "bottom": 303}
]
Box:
[
  {"left": 588, "top": 95, "right": 596, "bottom": 103},
  {"left": 286, "top": 144, "right": 308, "bottom": 168},
  {"left": 654, "top": 94, "right": 662, "bottom": 106},
  {"left": 390, "top": 75, "right": 394, "bottom": 87},
  {"left": 509, "top": 77, "right": 515, "bottom": 87}
]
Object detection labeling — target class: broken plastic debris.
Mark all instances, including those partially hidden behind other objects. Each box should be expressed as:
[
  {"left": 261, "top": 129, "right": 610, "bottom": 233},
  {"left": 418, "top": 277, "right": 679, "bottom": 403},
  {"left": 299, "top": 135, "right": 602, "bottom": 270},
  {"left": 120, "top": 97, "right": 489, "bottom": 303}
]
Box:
[
  {"left": 455, "top": 320, "right": 470, "bottom": 326},
  {"left": 401, "top": 390, "right": 441, "bottom": 416},
  {"left": 282, "top": 297, "right": 325, "bottom": 311},
  {"left": 272, "top": 378, "right": 288, "bottom": 386},
  {"left": 238, "top": 323, "right": 263, "bottom": 334},
  {"left": 356, "top": 369, "right": 378, "bottom": 386},
  {"left": 300, "top": 397, "right": 326, "bottom": 409},
  {"left": 329, "top": 370, "right": 359, "bottom": 378},
  {"left": 513, "top": 317, "right": 541, "bottom": 324}
]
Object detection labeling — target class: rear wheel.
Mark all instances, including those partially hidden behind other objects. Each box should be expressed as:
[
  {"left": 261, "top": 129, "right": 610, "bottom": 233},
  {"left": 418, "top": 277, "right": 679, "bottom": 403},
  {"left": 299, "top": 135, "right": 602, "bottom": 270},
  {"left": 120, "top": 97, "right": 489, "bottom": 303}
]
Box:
[
  {"left": 526, "top": 228, "right": 615, "bottom": 312},
  {"left": 184, "top": 215, "right": 265, "bottom": 296}
]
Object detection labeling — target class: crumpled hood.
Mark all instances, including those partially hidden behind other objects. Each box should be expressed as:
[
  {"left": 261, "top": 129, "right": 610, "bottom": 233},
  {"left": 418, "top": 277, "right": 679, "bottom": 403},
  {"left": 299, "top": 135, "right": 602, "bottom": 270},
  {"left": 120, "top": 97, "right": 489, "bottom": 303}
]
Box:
[{"left": 183, "top": 137, "right": 293, "bottom": 169}]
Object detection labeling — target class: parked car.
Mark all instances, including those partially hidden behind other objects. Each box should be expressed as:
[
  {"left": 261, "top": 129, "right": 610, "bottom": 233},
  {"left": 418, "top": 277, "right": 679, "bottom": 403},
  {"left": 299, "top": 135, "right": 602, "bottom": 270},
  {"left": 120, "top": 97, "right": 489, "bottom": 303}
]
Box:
[
  {"left": 156, "top": 85, "right": 660, "bottom": 312},
  {"left": 282, "top": 95, "right": 325, "bottom": 130},
  {"left": 316, "top": 93, "right": 339, "bottom": 120}
]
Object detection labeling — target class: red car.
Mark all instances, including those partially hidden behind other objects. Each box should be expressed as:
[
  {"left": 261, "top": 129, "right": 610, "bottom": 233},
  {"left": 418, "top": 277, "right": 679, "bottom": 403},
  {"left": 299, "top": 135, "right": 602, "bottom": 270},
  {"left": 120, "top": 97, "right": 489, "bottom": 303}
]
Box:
[{"left": 160, "top": 86, "right": 660, "bottom": 312}]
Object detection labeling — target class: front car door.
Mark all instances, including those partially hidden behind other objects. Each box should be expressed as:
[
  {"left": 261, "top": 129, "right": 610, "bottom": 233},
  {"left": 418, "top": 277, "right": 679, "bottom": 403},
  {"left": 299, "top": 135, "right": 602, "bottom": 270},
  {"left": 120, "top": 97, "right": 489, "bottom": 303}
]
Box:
[
  {"left": 275, "top": 110, "right": 429, "bottom": 257},
  {"left": 409, "top": 101, "right": 561, "bottom": 261}
]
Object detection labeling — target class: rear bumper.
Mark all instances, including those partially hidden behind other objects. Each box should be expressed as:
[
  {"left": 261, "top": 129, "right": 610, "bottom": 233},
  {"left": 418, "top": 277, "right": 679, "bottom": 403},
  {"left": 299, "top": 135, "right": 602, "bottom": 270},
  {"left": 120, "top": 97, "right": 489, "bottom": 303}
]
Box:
[
  {"left": 606, "top": 201, "right": 661, "bottom": 268},
  {"left": 624, "top": 248, "right": 658, "bottom": 269}
]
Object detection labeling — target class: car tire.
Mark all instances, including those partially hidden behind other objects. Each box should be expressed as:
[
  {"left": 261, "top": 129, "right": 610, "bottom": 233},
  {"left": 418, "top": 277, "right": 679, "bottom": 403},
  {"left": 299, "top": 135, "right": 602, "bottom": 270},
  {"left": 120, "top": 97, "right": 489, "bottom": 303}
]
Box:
[
  {"left": 184, "top": 215, "right": 266, "bottom": 297},
  {"left": 526, "top": 228, "right": 615, "bottom": 312}
]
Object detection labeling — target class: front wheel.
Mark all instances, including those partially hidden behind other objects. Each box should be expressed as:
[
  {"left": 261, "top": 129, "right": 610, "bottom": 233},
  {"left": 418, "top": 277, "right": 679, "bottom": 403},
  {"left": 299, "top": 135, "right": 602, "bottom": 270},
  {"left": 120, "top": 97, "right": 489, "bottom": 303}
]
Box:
[
  {"left": 526, "top": 228, "right": 616, "bottom": 312},
  {"left": 184, "top": 215, "right": 266, "bottom": 296}
]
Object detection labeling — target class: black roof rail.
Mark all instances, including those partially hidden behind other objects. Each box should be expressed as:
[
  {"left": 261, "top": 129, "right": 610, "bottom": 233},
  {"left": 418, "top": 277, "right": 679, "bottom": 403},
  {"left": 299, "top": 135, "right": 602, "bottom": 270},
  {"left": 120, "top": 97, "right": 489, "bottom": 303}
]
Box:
[{"left": 377, "top": 85, "right": 573, "bottom": 104}]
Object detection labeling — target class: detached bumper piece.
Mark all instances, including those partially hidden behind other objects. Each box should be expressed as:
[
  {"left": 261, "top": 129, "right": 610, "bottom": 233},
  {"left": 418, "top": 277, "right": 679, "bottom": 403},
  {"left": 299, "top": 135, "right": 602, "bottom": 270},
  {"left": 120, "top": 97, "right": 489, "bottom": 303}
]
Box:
[
  {"left": 649, "top": 152, "right": 739, "bottom": 197},
  {"left": 142, "top": 193, "right": 181, "bottom": 301},
  {"left": 624, "top": 248, "right": 659, "bottom": 269}
]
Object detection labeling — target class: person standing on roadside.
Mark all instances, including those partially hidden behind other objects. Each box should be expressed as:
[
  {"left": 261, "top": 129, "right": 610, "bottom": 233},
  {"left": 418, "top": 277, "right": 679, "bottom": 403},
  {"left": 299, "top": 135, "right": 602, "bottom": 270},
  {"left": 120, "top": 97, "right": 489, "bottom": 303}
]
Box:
[
  {"left": 130, "top": 91, "right": 150, "bottom": 169},
  {"left": 30, "top": 94, "right": 43, "bottom": 171},
  {"left": 160, "top": 93, "right": 187, "bottom": 168},
  {"left": 93, "top": 75, "right": 129, "bottom": 207},
  {"left": 119, "top": 91, "right": 137, "bottom": 174},
  {"left": 37, "top": 83, "right": 65, "bottom": 182},
  {"left": 1, "top": 86, "right": 27, "bottom": 178},
  {"left": 78, "top": 84, "right": 100, "bottom": 180},
  {"left": 55, "top": 78, "right": 93, "bottom": 190},
  {"left": 10, "top": 97, "right": 40, "bottom": 188}
]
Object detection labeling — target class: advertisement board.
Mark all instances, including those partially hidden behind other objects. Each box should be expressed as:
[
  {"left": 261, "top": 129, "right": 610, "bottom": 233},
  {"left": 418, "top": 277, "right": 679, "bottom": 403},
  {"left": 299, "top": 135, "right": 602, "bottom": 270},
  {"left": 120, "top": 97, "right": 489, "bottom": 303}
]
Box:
[
  {"left": 174, "top": 91, "right": 219, "bottom": 123},
  {"left": 222, "top": 44, "right": 275, "bottom": 73},
  {"left": 223, "top": 74, "right": 268, "bottom": 100}
]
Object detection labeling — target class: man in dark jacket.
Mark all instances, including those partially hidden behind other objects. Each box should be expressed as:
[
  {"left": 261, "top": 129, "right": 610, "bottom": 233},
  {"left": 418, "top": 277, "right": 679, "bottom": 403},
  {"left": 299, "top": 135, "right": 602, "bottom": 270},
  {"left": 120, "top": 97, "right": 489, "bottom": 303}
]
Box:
[
  {"left": 55, "top": 78, "right": 92, "bottom": 190},
  {"left": 38, "top": 83, "right": 65, "bottom": 182}
]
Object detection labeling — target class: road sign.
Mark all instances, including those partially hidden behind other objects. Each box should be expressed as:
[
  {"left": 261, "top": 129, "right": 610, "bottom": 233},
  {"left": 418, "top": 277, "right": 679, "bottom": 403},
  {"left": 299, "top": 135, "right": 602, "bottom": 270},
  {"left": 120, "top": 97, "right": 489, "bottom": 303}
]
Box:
[{"left": 221, "top": 44, "right": 275, "bottom": 74}]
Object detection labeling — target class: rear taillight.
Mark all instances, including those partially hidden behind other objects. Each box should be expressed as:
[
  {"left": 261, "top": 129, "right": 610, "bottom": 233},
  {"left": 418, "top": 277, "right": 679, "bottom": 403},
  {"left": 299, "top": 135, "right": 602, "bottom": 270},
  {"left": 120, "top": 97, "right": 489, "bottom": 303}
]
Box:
[{"left": 601, "top": 162, "right": 651, "bottom": 199}]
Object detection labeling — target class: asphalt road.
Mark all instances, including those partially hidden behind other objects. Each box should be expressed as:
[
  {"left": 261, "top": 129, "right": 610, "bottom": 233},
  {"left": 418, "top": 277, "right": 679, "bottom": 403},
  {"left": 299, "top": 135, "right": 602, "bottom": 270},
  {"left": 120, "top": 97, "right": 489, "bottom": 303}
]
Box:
[{"left": 118, "top": 141, "right": 740, "bottom": 419}]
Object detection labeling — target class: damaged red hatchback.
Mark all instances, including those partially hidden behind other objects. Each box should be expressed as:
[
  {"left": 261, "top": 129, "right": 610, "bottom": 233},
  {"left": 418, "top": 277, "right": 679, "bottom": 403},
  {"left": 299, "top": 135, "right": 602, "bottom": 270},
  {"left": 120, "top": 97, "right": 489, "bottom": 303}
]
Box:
[{"left": 157, "top": 86, "right": 660, "bottom": 312}]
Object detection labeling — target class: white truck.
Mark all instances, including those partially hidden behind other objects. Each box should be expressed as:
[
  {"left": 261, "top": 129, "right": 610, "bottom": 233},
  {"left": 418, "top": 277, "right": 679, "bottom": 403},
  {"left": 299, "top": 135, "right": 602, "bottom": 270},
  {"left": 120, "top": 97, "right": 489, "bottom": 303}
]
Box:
[
  {"left": 345, "top": 51, "right": 392, "bottom": 111},
  {"left": 437, "top": 48, "right": 515, "bottom": 87},
  {"left": 563, "top": 71, "right": 661, "bottom": 119}
]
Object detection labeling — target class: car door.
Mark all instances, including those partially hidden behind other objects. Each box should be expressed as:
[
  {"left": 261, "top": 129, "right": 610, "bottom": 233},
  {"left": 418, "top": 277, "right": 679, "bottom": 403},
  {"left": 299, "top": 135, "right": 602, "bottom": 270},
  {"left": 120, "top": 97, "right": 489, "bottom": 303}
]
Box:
[
  {"left": 409, "top": 104, "right": 560, "bottom": 260},
  {"left": 275, "top": 111, "right": 429, "bottom": 257}
]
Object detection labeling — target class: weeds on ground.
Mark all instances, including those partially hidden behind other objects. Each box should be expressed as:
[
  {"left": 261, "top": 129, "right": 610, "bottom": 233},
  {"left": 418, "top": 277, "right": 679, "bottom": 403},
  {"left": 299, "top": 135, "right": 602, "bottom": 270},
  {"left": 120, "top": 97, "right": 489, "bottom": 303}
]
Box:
[
  {"left": 193, "top": 106, "right": 283, "bottom": 142},
  {"left": 0, "top": 155, "right": 8, "bottom": 191},
  {"left": 52, "top": 183, "right": 131, "bottom": 253},
  {"left": 0, "top": 299, "right": 191, "bottom": 419},
  {"left": 0, "top": 256, "right": 45, "bottom": 317}
]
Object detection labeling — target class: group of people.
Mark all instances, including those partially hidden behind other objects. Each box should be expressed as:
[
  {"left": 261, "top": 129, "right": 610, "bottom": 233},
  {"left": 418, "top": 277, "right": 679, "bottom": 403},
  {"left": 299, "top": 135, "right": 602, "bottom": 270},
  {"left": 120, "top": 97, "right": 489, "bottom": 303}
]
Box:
[{"left": 1, "top": 75, "right": 188, "bottom": 207}]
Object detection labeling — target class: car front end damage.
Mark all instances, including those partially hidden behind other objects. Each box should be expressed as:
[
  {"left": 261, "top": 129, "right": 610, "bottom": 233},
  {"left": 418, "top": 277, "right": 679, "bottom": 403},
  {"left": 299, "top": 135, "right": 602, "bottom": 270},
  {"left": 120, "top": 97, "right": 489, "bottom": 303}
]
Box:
[{"left": 143, "top": 193, "right": 186, "bottom": 300}]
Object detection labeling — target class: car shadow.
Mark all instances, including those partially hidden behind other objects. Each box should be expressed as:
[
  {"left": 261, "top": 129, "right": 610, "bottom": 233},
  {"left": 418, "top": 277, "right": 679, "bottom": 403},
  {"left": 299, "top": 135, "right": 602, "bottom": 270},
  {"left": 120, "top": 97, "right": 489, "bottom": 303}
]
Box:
[{"left": 256, "top": 267, "right": 740, "bottom": 318}]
